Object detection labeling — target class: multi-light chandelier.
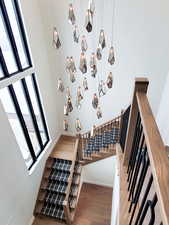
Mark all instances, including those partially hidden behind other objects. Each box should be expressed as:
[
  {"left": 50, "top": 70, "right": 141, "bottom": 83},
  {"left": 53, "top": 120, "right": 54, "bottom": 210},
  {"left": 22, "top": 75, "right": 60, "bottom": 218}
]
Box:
[{"left": 55, "top": 0, "right": 116, "bottom": 132}]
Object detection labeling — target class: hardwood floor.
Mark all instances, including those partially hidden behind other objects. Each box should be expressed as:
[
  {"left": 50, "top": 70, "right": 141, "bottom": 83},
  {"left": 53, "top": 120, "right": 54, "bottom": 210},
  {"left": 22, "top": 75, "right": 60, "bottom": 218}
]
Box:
[{"left": 32, "top": 183, "right": 113, "bottom": 225}]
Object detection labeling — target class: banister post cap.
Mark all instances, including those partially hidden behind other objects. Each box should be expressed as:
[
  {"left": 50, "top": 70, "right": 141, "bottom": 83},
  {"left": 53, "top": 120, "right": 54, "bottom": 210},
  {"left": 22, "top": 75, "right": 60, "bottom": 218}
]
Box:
[{"left": 135, "top": 77, "right": 149, "bottom": 93}]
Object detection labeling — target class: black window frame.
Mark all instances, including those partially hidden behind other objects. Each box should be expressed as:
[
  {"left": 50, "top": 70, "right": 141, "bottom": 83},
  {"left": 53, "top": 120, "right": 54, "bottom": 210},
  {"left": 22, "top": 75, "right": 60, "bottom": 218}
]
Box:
[{"left": 0, "top": 0, "right": 49, "bottom": 170}]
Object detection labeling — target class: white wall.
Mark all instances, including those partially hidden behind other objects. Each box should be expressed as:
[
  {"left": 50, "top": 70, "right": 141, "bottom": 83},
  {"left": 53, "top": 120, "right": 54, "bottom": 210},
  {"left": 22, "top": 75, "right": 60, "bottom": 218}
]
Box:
[
  {"left": 156, "top": 72, "right": 169, "bottom": 145},
  {"left": 0, "top": 1, "right": 62, "bottom": 225},
  {"left": 82, "top": 156, "right": 117, "bottom": 187},
  {"left": 37, "top": 0, "right": 169, "bottom": 187},
  {"left": 38, "top": 0, "right": 169, "bottom": 134}
]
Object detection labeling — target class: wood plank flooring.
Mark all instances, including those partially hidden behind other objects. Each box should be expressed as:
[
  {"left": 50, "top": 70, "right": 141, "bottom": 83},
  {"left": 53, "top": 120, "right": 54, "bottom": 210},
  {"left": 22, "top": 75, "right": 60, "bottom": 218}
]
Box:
[
  {"left": 32, "top": 183, "right": 113, "bottom": 225},
  {"left": 50, "top": 135, "right": 76, "bottom": 161}
]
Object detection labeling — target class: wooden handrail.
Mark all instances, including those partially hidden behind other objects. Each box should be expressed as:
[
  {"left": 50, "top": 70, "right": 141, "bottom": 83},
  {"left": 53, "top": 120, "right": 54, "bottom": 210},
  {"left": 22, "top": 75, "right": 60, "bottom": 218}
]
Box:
[
  {"left": 80, "top": 115, "right": 121, "bottom": 138},
  {"left": 136, "top": 91, "right": 169, "bottom": 225},
  {"left": 123, "top": 78, "right": 149, "bottom": 166},
  {"left": 64, "top": 138, "right": 79, "bottom": 202}
]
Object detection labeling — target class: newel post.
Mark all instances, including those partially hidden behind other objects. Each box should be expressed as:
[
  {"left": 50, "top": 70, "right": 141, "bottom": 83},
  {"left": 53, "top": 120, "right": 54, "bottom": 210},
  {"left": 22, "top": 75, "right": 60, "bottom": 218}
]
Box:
[{"left": 123, "top": 78, "right": 149, "bottom": 166}]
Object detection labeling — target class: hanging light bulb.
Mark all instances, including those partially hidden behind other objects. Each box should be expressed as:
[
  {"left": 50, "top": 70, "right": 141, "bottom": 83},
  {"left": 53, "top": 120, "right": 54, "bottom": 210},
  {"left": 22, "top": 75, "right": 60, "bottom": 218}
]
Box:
[
  {"left": 83, "top": 77, "right": 88, "bottom": 90},
  {"left": 63, "top": 120, "right": 69, "bottom": 131},
  {"left": 88, "top": 0, "right": 95, "bottom": 16},
  {"left": 91, "top": 125, "right": 96, "bottom": 137},
  {"left": 79, "top": 52, "right": 87, "bottom": 74},
  {"left": 99, "top": 29, "right": 106, "bottom": 49},
  {"left": 92, "top": 93, "right": 99, "bottom": 109},
  {"left": 97, "top": 106, "right": 102, "bottom": 119},
  {"left": 73, "top": 25, "right": 79, "bottom": 43},
  {"left": 53, "top": 27, "right": 61, "bottom": 49},
  {"left": 96, "top": 45, "right": 102, "bottom": 60},
  {"left": 57, "top": 78, "right": 64, "bottom": 92},
  {"left": 69, "top": 70, "right": 76, "bottom": 83},
  {"left": 67, "top": 96, "right": 73, "bottom": 113},
  {"left": 108, "top": 46, "right": 115, "bottom": 65},
  {"left": 98, "top": 80, "right": 106, "bottom": 97},
  {"left": 81, "top": 35, "right": 88, "bottom": 52},
  {"left": 90, "top": 53, "right": 97, "bottom": 77},
  {"left": 107, "top": 72, "right": 113, "bottom": 89},
  {"left": 70, "top": 56, "right": 76, "bottom": 73},
  {"left": 68, "top": 3, "right": 76, "bottom": 25},
  {"left": 66, "top": 57, "right": 71, "bottom": 72},
  {"left": 85, "top": 9, "right": 93, "bottom": 33},
  {"left": 76, "top": 86, "right": 83, "bottom": 109},
  {"left": 66, "top": 87, "right": 71, "bottom": 99},
  {"left": 64, "top": 104, "right": 69, "bottom": 116},
  {"left": 75, "top": 118, "right": 82, "bottom": 132},
  {"left": 77, "top": 86, "right": 83, "bottom": 101}
]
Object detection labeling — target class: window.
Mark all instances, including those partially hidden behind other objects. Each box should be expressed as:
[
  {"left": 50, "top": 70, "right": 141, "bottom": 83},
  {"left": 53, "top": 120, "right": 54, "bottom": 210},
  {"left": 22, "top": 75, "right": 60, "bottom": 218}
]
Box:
[{"left": 0, "top": 0, "right": 49, "bottom": 169}]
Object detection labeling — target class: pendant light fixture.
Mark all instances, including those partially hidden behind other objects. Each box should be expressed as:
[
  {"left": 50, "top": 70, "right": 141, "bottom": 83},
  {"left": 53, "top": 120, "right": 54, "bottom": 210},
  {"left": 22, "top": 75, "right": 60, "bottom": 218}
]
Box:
[
  {"left": 67, "top": 96, "right": 73, "bottom": 112},
  {"left": 64, "top": 104, "right": 69, "bottom": 116},
  {"left": 63, "top": 120, "right": 69, "bottom": 131},
  {"left": 77, "top": 86, "right": 83, "bottom": 101},
  {"left": 97, "top": 106, "right": 102, "bottom": 119},
  {"left": 57, "top": 78, "right": 64, "bottom": 92},
  {"left": 68, "top": 3, "right": 76, "bottom": 25},
  {"left": 92, "top": 93, "right": 99, "bottom": 109},
  {"left": 66, "top": 57, "right": 71, "bottom": 73},
  {"left": 98, "top": 80, "right": 106, "bottom": 97},
  {"left": 88, "top": 0, "right": 95, "bottom": 16},
  {"left": 107, "top": 72, "right": 113, "bottom": 89},
  {"left": 99, "top": 29, "right": 106, "bottom": 49},
  {"left": 76, "top": 86, "right": 83, "bottom": 109},
  {"left": 79, "top": 52, "right": 87, "bottom": 74},
  {"left": 70, "top": 56, "right": 76, "bottom": 73},
  {"left": 81, "top": 35, "right": 88, "bottom": 52},
  {"left": 73, "top": 25, "right": 79, "bottom": 43},
  {"left": 91, "top": 125, "right": 96, "bottom": 137},
  {"left": 69, "top": 70, "right": 76, "bottom": 83},
  {"left": 85, "top": 9, "right": 93, "bottom": 33},
  {"left": 83, "top": 77, "right": 88, "bottom": 90},
  {"left": 75, "top": 118, "right": 82, "bottom": 132},
  {"left": 108, "top": 46, "right": 115, "bottom": 65},
  {"left": 96, "top": 45, "right": 102, "bottom": 60},
  {"left": 66, "top": 87, "right": 71, "bottom": 99},
  {"left": 108, "top": 0, "right": 116, "bottom": 65},
  {"left": 53, "top": 27, "right": 61, "bottom": 49},
  {"left": 90, "top": 53, "right": 97, "bottom": 77}
]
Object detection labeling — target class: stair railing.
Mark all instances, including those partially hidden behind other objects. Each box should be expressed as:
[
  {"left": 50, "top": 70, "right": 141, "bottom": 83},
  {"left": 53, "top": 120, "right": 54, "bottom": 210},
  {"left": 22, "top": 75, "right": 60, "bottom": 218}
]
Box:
[
  {"left": 78, "top": 116, "right": 121, "bottom": 160},
  {"left": 121, "top": 78, "right": 169, "bottom": 225}
]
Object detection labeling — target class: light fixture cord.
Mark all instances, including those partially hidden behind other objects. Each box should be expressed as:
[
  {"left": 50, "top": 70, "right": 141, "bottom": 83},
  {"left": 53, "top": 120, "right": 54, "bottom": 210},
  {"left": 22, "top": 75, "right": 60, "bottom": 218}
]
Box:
[{"left": 111, "top": 0, "right": 116, "bottom": 45}]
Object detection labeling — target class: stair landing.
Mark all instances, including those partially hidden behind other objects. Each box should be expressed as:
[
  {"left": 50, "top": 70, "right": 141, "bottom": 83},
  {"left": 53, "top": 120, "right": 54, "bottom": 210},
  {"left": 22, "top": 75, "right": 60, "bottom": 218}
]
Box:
[{"left": 50, "top": 135, "right": 76, "bottom": 161}]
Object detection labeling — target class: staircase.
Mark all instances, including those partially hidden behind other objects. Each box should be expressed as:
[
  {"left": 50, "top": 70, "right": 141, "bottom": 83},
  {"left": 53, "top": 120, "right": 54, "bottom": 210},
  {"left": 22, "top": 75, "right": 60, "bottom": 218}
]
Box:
[
  {"left": 34, "top": 117, "right": 121, "bottom": 224},
  {"left": 78, "top": 116, "right": 121, "bottom": 165},
  {"left": 34, "top": 136, "right": 82, "bottom": 224},
  {"left": 34, "top": 78, "right": 169, "bottom": 225}
]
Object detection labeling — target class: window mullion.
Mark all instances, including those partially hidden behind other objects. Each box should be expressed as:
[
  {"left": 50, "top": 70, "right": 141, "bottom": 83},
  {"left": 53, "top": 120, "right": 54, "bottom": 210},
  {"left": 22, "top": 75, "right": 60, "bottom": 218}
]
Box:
[
  {"left": 21, "top": 78, "right": 43, "bottom": 150},
  {"left": 32, "top": 74, "right": 49, "bottom": 142},
  {"left": 0, "top": 47, "right": 9, "bottom": 77},
  {"left": 0, "top": 49, "right": 36, "bottom": 163},
  {"left": 0, "top": 0, "right": 22, "bottom": 71},
  {"left": 13, "top": 0, "right": 32, "bottom": 67},
  {"left": 9, "top": 85, "right": 37, "bottom": 162}
]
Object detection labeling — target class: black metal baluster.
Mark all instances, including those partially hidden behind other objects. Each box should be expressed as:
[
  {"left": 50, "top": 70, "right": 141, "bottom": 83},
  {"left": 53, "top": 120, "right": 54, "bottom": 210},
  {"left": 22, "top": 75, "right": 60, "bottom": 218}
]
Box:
[
  {"left": 127, "top": 119, "right": 142, "bottom": 187},
  {"left": 120, "top": 105, "right": 131, "bottom": 152},
  {"left": 138, "top": 193, "right": 158, "bottom": 225},
  {"left": 127, "top": 113, "right": 140, "bottom": 174},
  {"left": 132, "top": 174, "right": 153, "bottom": 225},
  {"left": 128, "top": 125, "right": 143, "bottom": 192},
  {"left": 129, "top": 151, "right": 150, "bottom": 213},
  {"left": 128, "top": 135, "right": 145, "bottom": 201}
]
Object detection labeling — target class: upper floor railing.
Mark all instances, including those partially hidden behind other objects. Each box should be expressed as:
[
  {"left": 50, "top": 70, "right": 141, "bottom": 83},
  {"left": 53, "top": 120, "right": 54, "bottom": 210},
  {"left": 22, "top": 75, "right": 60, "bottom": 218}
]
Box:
[{"left": 121, "top": 78, "right": 169, "bottom": 225}]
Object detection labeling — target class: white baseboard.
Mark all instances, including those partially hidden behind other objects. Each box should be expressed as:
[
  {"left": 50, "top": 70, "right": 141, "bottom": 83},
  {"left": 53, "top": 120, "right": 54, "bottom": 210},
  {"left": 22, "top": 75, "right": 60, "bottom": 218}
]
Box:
[
  {"left": 28, "top": 216, "right": 34, "bottom": 225},
  {"left": 83, "top": 179, "right": 113, "bottom": 188}
]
